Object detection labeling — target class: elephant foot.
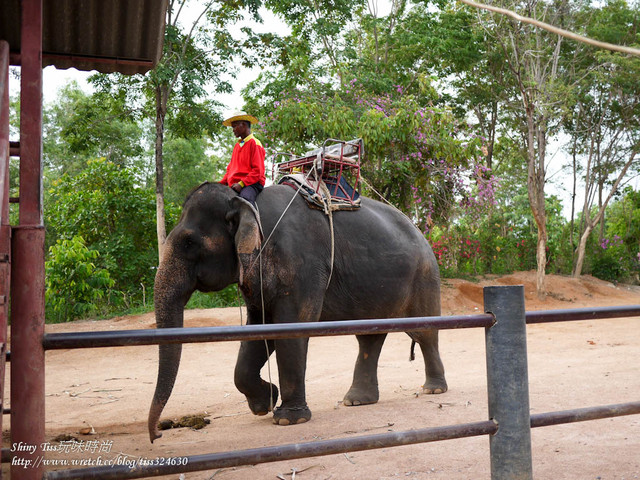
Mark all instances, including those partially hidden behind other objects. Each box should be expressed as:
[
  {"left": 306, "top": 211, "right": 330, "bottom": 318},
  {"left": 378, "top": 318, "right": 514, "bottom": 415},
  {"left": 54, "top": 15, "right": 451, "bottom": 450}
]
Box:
[
  {"left": 343, "top": 385, "right": 379, "bottom": 406},
  {"left": 272, "top": 405, "right": 312, "bottom": 426},
  {"left": 246, "top": 381, "right": 279, "bottom": 416},
  {"left": 423, "top": 378, "right": 448, "bottom": 395}
]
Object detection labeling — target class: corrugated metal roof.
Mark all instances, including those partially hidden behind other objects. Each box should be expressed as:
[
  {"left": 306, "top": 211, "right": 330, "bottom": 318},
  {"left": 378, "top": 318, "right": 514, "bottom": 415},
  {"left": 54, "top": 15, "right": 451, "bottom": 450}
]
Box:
[{"left": 0, "top": 0, "right": 168, "bottom": 75}]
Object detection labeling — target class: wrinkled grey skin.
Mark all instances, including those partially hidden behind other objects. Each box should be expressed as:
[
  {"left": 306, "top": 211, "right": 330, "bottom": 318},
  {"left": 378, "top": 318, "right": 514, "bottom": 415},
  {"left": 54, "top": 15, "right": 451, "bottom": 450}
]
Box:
[{"left": 149, "top": 182, "right": 447, "bottom": 442}]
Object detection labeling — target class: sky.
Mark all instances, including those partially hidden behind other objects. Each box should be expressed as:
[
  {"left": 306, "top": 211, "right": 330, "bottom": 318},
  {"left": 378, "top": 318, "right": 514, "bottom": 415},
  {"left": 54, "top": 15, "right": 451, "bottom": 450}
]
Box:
[
  {"left": 37, "top": 4, "right": 291, "bottom": 115},
  {"left": 38, "top": 2, "right": 398, "bottom": 112}
]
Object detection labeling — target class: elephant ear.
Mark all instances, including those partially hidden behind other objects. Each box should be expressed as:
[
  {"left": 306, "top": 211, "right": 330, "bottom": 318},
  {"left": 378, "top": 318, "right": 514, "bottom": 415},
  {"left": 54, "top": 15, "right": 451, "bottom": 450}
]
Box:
[{"left": 227, "top": 196, "right": 263, "bottom": 285}]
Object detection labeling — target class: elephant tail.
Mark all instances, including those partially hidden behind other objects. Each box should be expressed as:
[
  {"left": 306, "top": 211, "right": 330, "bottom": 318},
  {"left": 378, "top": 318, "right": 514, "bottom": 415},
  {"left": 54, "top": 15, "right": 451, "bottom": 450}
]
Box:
[{"left": 409, "top": 340, "right": 416, "bottom": 361}]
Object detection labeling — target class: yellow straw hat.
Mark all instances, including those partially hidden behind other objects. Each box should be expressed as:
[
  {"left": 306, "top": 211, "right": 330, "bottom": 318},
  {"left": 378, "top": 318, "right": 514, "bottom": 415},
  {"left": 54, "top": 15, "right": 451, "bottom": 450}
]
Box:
[{"left": 222, "top": 111, "right": 259, "bottom": 127}]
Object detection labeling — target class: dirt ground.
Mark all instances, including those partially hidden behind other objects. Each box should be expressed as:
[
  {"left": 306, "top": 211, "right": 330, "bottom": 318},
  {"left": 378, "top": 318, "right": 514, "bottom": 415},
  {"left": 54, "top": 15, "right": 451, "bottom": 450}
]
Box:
[{"left": 4, "top": 271, "right": 640, "bottom": 479}]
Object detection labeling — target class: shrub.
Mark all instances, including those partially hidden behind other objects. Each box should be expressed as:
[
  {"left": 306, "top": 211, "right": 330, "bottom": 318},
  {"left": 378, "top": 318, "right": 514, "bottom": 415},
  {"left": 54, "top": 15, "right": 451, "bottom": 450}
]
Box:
[
  {"left": 591, "top": 235, "right": 630, "bottom": 283},
  {"left": 45, "top": 235, "right": 114, "bottom": 322}
]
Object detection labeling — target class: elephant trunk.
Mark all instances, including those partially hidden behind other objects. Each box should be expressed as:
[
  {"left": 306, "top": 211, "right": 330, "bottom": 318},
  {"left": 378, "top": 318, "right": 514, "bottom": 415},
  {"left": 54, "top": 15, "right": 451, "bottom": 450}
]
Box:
[
  {"left": 148, "top": 342, "right": 182, "bottom": 442},
  {"left": 148, "top": 261, "right": 191, "bottom": 443}
]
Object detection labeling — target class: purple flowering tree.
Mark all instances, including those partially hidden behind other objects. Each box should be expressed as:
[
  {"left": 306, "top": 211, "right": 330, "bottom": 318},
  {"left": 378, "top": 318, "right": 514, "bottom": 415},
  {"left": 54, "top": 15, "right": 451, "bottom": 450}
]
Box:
[{"left": 255, "top": 80, "right": 497, "bottom": 232}]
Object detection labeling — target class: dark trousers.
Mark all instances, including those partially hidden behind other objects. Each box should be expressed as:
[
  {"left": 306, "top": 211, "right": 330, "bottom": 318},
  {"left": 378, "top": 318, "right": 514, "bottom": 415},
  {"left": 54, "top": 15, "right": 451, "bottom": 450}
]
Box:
[{"left": 239, "top": 183, "right": 264, "bottom": 205}]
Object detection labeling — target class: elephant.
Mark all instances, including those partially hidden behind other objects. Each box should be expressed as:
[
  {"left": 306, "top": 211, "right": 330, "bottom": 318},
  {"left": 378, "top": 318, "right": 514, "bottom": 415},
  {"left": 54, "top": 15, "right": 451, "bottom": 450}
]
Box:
[{"left": 148, "top": 181, "right": 447, "bottom": 442}]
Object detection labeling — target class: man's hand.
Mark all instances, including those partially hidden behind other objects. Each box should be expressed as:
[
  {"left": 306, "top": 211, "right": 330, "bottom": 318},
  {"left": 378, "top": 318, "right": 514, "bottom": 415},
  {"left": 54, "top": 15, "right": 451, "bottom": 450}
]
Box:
[{"left": 231, "top": 182, "right": 243, "bottom": 193}]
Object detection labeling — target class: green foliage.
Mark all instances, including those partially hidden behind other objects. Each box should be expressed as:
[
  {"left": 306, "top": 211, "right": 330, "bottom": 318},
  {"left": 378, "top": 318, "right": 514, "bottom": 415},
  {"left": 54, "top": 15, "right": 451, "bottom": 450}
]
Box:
[
  {"left": 45, "top": 236, "right": 114, "bottom": 322},
  {"left": 163, "top": 137, "right": 227, "bottom": 205},
  {"left": 591, "top": 187, "right": 640, "bottom": 283},
  {"left": 253, "top": 81, "right": 488, "bottom": 227},
  {"left": 43, "top": 156, "right": 243, "bottom": 321},
  {"left": 264, "top": 0, "right": 363, "bottom": 84},
  {"left": 43, "top": 82, "right": 146, "bottom": 178},
  {"left": 590, "top": 235, "right": 631, "bottom": 283},
  {"left": 429, "top": 192, "right": 567, "bottom": 278},
  {"left": 45, "top": 158, "right": 176, "bottom": 303},
  {"left": 185, "top": 286, "right": 242, "bottom": 310},
  {"left": 89, "top": 0, "right": 270, "bottom": 141}
]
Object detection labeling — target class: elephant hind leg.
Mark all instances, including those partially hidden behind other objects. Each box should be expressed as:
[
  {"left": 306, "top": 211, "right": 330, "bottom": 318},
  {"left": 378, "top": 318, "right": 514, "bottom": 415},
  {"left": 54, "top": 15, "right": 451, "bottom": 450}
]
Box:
[
  {"left": 407, "top": 330, "right": 448, "bottom": 394},
  {"left": 343, "top": 333, "right": 387, "bottom": 406}
]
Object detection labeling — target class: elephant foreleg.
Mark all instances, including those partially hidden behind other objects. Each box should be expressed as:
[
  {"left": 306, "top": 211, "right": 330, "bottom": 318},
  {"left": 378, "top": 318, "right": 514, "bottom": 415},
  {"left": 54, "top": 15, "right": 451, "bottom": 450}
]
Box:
[
  {"left": 408, "top": 330, "right": 448, "bottom": 394},
  {"left": 272, "top": 337, "right": 312, "bottom": 425},
  {"left": 235, "top": 339, "right": 279, "bottom": 415},
  {"left": 343, "top": 333, "right": 387, "bottom": 406}
]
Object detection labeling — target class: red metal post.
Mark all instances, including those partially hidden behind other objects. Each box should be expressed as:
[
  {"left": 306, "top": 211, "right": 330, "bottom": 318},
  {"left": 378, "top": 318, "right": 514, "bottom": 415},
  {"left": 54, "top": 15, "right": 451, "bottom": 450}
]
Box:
[
  {"left": 0, "top": 40, "right": 12, "bottom": 475},
  {"left": 11, "top": 0, "right": 46, "bottom": 478},
  {"left": 17, "top": 0, "right": 43, "bottom": 226}
]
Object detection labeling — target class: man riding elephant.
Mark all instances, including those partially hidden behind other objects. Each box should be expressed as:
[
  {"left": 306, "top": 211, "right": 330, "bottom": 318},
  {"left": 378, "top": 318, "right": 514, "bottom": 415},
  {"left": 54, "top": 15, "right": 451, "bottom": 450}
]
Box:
[{"left": 219, "top": 111, "right": 266, "bottom": 206}]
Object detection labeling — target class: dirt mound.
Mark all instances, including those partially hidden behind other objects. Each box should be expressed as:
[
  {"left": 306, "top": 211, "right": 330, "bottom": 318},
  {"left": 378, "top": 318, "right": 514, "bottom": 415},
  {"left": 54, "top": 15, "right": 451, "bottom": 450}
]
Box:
[{"left": 441, "top": 271, "right": 640, "bottom": 315}]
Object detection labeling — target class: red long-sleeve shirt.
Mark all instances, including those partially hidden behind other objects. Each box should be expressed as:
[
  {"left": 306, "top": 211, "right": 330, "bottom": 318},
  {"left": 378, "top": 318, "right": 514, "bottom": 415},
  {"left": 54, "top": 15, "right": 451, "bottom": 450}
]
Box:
[{"left": 220, "top": 134, "right": 266, "bottom": 187}]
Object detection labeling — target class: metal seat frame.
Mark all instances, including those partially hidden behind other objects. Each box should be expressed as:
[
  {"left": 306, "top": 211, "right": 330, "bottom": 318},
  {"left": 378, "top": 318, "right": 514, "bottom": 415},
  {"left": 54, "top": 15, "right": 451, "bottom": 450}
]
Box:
[{"left": 272, "top": 138, "right": 363, "bottom": 205}]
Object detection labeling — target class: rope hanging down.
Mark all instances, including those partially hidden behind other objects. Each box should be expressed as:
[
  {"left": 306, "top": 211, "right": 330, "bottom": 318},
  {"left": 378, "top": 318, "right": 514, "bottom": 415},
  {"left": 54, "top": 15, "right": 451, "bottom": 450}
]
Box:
[
  {"left": 459, "top": 0, "right": 640, "bottom": 57},
  {"left": 248, "top": 166, "right": 337, "bottom": 289},
  {"left": 247, "top": 168, "right": 337, "bottom": 412}
]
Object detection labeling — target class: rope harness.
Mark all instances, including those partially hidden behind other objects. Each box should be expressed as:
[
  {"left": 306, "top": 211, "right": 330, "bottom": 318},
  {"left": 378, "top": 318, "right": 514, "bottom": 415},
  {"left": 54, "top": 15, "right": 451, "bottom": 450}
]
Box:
[
  {"left": 241, "top": 166, "right": 331, "bottom": 414},
  {"left": 247, "top": 166, "right": 340, "bottom": 289}
]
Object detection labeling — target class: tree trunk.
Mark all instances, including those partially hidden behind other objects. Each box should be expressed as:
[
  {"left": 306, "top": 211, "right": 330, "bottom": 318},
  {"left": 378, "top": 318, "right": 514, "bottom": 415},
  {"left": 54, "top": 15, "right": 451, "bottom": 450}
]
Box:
[
  {"left": 569, "top": 139, "right": 577, "bottom": 252},
  {"left": 525, "top": 103, "right": 547, "bottom": 298},
  {"left": 573, "top": 224, "right": 593, "bottom": 278},
  {"left": 155, "top": 85, "right": 169, "bottom": 262},
  {"left": 598, "top": 178, "right": 605, "bottom": 242},
  {"left": 536, "top": 225, "right": 548, "bottom": 293},
  {"left": 573, "top": 152, "right": 636, "bottom": 277}
]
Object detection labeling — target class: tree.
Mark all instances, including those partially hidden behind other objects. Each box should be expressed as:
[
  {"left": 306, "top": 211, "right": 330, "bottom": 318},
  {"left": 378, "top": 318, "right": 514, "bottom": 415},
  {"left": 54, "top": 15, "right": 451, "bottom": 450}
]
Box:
[
  {"left": 399, "top": 0, "right": 507, "bottom": 169},
  {"left": 453, "top": 0, "right": 583, "bottom": 296},
  {"left": 43, "top": 82, "right": 146, "bottom": 180},
  {"left": 245, "top": 1, "right": 496, "bottom": 231},
  {"left": 253, "top": 77, "right": 492, "bottom": 230},
  {"left": 163, "top": 136, "right": 228, "bottom": 205},
  {"left": 565, "top": 0, "right": 640, "bottom": 276},
  {"left": 264, "top": 0, "right": 364, "bottom": 87},
  {"left": 45, "top": 158, "right": 176, "bottom": 302},
  {"left": 605, "top": 186, "right": 640, "bottom": 281},
  {"left": 91, "top": 0, "right": 265, "bottom": 260}
]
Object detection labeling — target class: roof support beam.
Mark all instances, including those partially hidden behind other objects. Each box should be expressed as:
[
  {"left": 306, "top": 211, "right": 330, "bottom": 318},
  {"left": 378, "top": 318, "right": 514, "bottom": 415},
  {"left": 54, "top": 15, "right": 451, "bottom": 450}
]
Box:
[
  {"left": 10, "top": 51, "right": 155, "bottom": 69},
  {"left": 11, "top": 1, "right": 46, "bottom": 480}
]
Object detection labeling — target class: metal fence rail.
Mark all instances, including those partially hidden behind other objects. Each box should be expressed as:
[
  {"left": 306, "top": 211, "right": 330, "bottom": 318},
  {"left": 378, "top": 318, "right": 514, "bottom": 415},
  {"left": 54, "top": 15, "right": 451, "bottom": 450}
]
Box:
[
  {"left": 42, "top": 314, "right": 495, "bottom": 349},
  {"left": 42, "top": 305, "right": 640, "bottom": 350},
  {"left": 43, "top": 421, "right": 500, "bottom": 480},
  {"left": 41, "top": 401, "right": 640, "bottom": 480},
  {"left": 526, "top": 304, "right": 640, "bottom": 323},
  {"left": 8, "top": 287, "right": 640, "bottom": 479}
]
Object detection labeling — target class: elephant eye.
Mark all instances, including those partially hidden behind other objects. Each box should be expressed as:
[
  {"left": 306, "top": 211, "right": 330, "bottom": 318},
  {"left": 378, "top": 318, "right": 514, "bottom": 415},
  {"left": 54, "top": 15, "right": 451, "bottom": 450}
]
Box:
[
  {"left": 180, "top": 230, "right": 198, "bottom": 253},
  {"left": 184, "top": 236, "right": 195, "bottom": 250}
]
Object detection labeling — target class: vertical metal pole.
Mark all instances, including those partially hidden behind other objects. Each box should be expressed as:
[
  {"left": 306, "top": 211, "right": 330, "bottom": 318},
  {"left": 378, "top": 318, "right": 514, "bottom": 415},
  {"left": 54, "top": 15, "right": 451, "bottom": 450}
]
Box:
[
  {"left": 484, "top": 285, "right": 533, "bottom": 480},
  {"left": 19, "top": 4, "right": 43, "bottom": 226},
  {"left": 0, "top": 41, "right": 11, "bottom": 478},
  {"left": 11, "top": 0, "right": 45, "bottom": 478}
]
